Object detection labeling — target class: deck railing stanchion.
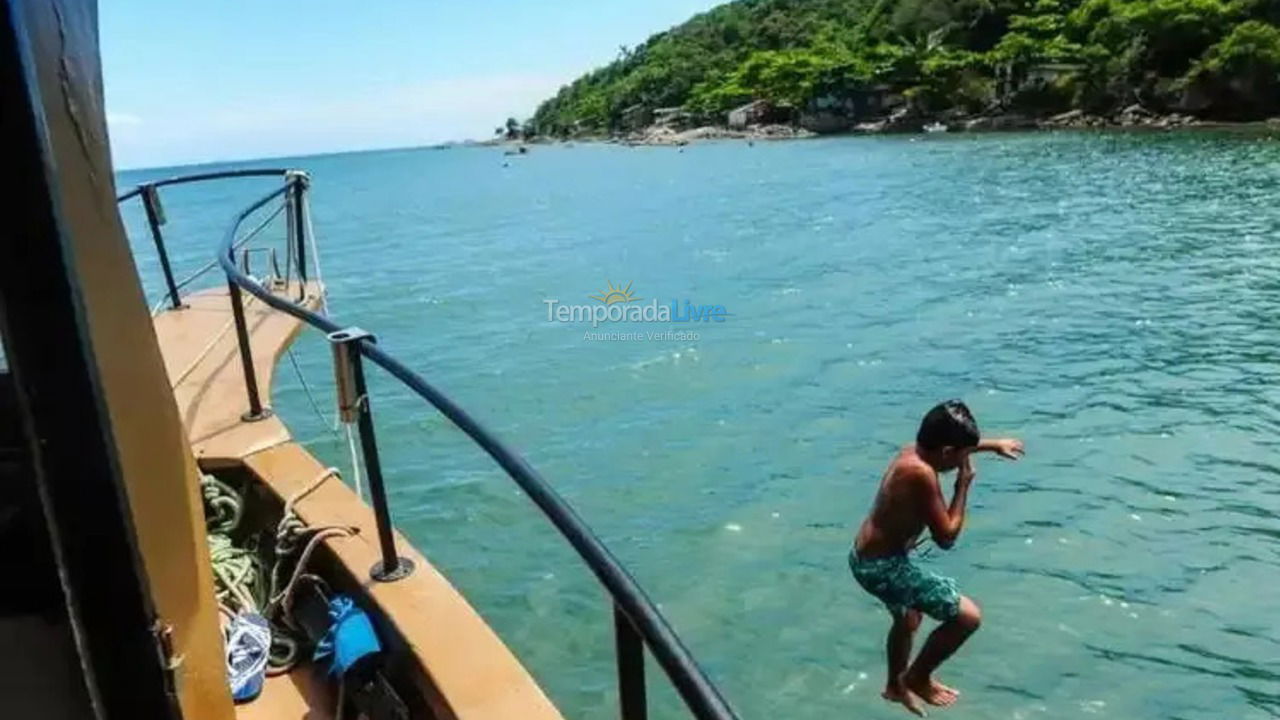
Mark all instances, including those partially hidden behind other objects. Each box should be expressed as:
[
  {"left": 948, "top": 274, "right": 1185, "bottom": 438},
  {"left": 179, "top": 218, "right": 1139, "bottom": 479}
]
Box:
[
  {"left": 329, "top": 327, "right": 414, "bottom": 582},
  {"left": 227, "top": 276, "right": 269, "bottom": 421},
  {"left": 283, "top": 182, "right": 296, "bottom": 293},
  {"left": 141, "top": 184, "right": 183, "bottom": 309},
  {"left": 289, "top": 171, "right": 309, "bottom": 300},
  {"left": 615, "top": 605, "right": 648, "bottom": 720}
]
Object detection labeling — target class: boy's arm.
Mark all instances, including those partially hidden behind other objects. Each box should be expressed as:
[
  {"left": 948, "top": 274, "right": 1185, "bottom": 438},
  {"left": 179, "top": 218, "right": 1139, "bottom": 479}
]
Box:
[
  {"left": 920, "top": 458, "right": 975, "bottom": 550},
  {"left": 974, "top": 437, "right": 1024, "bottom": 460}
]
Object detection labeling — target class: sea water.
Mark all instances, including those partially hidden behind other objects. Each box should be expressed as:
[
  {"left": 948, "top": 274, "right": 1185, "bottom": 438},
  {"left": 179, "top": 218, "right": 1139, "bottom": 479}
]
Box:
[{"left": 119, "top": 130, "right": 1280, "bottom": 719}]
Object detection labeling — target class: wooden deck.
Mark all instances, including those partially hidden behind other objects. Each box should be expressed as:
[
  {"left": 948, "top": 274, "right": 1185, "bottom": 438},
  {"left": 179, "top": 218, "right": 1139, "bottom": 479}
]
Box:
[
  {"left": 153, "top": 284, "right": 564, "bottom": 720},
  {"left": 152, "top": 281, "right": 320, "bottom": 465}
]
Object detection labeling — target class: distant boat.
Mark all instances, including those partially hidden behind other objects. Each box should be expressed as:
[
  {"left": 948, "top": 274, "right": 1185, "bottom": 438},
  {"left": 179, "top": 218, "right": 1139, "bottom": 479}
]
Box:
[{"left": 924, "top": 121, "right": 948, "bottom": 133}]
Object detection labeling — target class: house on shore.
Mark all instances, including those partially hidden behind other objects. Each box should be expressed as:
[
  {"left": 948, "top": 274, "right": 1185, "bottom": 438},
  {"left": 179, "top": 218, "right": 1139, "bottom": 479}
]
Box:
[
  {"left": 620, "top": 104, "right": 652, "bottom": 131},
  {"left": 653, "top": 106, "right": 693, "bottom": 129},
  {"left": 997, "top": 62, "right": 1084, "bottom": 98},
  {"left": 727, "top": 100, "right": 771, "bottom": 129},
  {"left": 798, "top": 86, "right": 907, "bottom": 132}
]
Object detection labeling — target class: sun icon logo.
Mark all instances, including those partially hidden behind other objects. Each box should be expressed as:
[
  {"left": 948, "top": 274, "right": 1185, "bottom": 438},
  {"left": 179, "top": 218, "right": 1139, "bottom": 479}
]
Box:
[{"left": 590, "top": 281, "right": 641, "bottom": 305}]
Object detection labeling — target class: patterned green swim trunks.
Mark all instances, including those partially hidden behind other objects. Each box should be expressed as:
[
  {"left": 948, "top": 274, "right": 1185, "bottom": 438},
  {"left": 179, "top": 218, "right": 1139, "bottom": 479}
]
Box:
[{"left": 848, "top": 549, "right": 960, "bottom": 621}]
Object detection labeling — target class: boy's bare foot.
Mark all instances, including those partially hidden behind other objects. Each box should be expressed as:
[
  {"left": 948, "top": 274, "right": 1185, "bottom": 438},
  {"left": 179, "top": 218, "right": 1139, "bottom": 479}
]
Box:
[
  {"left": 903, "top": 672, "right": 959, "bottom": 707},
  {"left": 932, "top": 679, "right": 960, "bottom": 699},
  {"left": 882, "top": 680, "right": 926, "bottom": 717}
]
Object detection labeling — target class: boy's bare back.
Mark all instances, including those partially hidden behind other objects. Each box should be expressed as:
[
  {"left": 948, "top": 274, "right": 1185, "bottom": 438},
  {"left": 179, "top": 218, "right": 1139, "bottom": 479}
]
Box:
[{"left": 855, "top": 446, "right": 937, "bottom": 559}]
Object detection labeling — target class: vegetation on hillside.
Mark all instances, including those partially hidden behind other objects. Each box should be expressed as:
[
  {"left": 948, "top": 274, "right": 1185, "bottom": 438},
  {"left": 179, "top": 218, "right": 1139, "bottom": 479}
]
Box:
[{"left": 529, "top": 0, "right": 1280, "bottom": 135}]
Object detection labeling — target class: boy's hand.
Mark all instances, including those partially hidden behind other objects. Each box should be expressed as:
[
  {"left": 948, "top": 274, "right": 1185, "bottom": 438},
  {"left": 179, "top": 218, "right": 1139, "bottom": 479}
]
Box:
[
  {"left": 957, "top": 456, "right": 976, "bottom": 487},
  {"left": 987, "top": 437, "right": 1025, "bottom": 460}
]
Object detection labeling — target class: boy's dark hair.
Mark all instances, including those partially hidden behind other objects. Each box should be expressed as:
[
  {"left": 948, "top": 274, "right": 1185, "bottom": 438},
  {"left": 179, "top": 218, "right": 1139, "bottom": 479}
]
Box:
[{"left": 917, "top": 400, "right": 980, "bottom": 450}]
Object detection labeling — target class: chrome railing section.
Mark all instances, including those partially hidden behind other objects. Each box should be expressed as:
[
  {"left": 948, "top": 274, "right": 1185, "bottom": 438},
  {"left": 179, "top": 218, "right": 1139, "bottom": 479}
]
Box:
[{"left": 116, "top": 170, "right": 741, "bottom": 720}]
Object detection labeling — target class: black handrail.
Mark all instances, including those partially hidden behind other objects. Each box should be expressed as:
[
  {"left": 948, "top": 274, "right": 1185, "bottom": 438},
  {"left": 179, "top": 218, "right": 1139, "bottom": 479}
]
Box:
[
  {"left": 119, "top": 169, "right": 741, "bottom": 720},
  {"left": 117, "top": 168, "right": 296, "bottom": 312},
  {"left": 116, "top": 167, "right": 292, "bottom": 202}
]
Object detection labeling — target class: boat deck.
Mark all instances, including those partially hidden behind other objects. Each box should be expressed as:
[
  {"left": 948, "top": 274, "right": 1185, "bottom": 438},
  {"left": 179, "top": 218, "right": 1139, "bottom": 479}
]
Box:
[
  {"left": 152, "top": 283, "right": 564, "bottom": 720},
  {"left": 152, "top": 281, "right": 316, "bottom": 465}
]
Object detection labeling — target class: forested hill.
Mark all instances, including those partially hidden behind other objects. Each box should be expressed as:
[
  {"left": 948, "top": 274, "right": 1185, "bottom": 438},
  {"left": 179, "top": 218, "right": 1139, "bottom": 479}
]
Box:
[{"left": 529, "top": 0, "right": 1280, "bottom": 135}]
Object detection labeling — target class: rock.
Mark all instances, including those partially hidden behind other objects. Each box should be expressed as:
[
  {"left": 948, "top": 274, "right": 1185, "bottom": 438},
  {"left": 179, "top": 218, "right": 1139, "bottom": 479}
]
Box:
[
  {"left": 1175, "top": 84, "right": 1213, "bottom": 113},
  {"left": 799, "top": 110, "right": 852, "bottom": 133},
  {"left": 744, "top": 124, "right": 815, "bottom": 140},
  {"left": 882, "top": 106, "right": 922, "bottom": 132},
  {"left": 1045, "top": 109, "right": 1085, "bottom": 126},
  {"left": 853, "top": 120, "right": 888, "bottom": 133},
  {"left": 675, "top": 125, "right": 738, "bottom": 142},
  {"left": 620, "top": 122, "right": 813, "bottom": 146},
  {"left": 1040, "top": 109, "right": 1116, "bottom": 129},
  {"left": 1117, "top": 103, "right": 1155, "bottom": 126},
  {"left": 962, "top": 114, "right": 1036, "bottom": 131}
]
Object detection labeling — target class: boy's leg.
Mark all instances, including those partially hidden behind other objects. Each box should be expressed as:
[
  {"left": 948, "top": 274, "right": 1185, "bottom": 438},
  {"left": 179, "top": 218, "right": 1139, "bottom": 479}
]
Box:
[
  {"left": 903, "top": 595, "right": 982, "bottom": 707},
  {"left": 881, "top": 609, "right": 925, "bottom": 716},
  {"left": 887, "top": 609, "right": 921, "bottom": 684}
]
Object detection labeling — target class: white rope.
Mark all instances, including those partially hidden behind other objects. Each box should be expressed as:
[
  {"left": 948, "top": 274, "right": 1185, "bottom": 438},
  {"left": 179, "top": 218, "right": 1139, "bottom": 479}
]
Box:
[
  {"left": 296, "top": 187, "right": 363, "bottom": 506},
  {"left": 278, "top": 467, "right": 342, "bottom": 536},
  {"left": 272, "top": 526, "right": 353, "bottom": 621},
  {"left": 344, "top": 422, "right": 365, "bottom": 502},
  {"left": 171, "top": 316, "right": 235, "bottom": 386},
  {"left": 286, "top": 347, "right": 340, "bottom": 436},
  {"left": 268, "top": 466, "right": 356, "bottom": 621},
  {"left": 169, "top": 290, "right": 259, "bottom": 387},
  {"left": 301, "top": 188, "right": 328, "bottom": 315}
]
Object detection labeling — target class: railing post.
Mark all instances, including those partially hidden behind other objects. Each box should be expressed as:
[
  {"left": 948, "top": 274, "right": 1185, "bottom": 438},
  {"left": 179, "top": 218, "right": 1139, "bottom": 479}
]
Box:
[
  {"left": 288, "top": 171, "right": 308, "bottom": 291},
  {"left": 141, "top": 184, "right": 183, "bottom": 309},
  {"left": 329, "top": 327, "right": 414, "bottom": 582},
  {"left": 283, "top": 179, "right": 296, "bottom": 290},
  {"left": 227, "top": 276, "right": 270, "bottom": 422},
  {"left": 615, "top": 605, "right": 647, "bottom": 720}
]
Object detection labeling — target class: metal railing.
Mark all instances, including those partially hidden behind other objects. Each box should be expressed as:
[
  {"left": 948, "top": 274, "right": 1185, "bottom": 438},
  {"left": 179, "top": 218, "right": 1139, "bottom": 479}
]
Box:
[{"left": 116, "top": 170, "right": 741, "bottom": 720}]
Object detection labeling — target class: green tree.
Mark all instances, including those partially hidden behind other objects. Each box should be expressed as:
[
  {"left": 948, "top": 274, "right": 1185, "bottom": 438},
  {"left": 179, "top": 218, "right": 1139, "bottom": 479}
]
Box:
[
  {"left": 527, "top": 0, "right": 1280, "bottom": 134},
  {"left": 1185, "top": 20, "right": 1280, "bottom": 115}
]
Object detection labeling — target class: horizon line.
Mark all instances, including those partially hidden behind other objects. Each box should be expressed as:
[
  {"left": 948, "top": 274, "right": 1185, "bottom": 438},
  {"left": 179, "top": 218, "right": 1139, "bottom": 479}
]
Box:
[{"left": 112, "top": 136, "right": 504, "bottom": 174}]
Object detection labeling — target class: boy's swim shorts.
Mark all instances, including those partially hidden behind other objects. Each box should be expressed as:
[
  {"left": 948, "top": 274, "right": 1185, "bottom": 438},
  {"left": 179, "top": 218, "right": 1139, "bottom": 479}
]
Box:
[{"left": 848, "top": 549, "right": 961, "bottom": 621}]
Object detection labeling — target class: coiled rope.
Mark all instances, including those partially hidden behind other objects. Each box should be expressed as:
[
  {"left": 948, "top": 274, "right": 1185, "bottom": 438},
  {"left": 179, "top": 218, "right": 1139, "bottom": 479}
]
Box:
[{"left": 201, "top": 468, "right": 356, "bottom": 675}]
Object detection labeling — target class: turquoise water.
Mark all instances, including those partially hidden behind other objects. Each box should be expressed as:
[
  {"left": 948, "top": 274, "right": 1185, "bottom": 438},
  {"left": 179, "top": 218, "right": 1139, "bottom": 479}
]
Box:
[{"left": 120, "top": 131, "right": 1280, "bottom": 720}]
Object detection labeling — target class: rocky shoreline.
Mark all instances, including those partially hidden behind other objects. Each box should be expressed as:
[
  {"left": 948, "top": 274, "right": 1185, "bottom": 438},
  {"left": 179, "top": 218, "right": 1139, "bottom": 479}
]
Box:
[
  {"left": 539, "top": 104, "right": 1277, "bottom": 147},
  {"left": 613, "top": 123, "right": 817, "bottom": 146},
  {"left": 948, "top": 104, "right": 1204, "bottom": 132}
]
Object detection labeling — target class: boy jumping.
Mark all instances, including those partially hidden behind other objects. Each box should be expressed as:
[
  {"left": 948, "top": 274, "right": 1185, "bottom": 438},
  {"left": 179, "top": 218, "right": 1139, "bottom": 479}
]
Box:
[{"left": 850, "top": 400, "right": 1023, "bottom": 716}]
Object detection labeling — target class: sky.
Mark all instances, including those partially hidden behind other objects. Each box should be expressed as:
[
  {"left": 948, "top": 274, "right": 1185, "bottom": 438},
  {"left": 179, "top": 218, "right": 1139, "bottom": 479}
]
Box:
[{"left": 101, "top": 1, "right": 720, "bottom": 169}]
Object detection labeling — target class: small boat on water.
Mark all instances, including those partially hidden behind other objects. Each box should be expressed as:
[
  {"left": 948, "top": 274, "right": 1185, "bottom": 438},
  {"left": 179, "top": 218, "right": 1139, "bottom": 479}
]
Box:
[
  {"left": 0, "top": 4, "right": 739, "bottom": 719},
  {"left": 924, "top": 121, "right": 949, "bottom": 133}
]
